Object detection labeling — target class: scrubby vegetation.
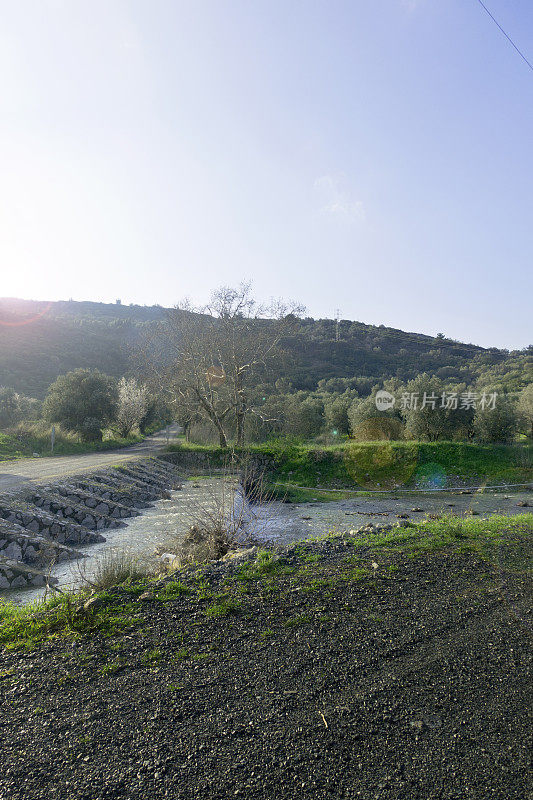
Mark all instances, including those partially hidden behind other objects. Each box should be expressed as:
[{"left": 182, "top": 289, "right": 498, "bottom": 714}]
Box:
[{"left": 1, "top": 297, "right": 530, "bottom": 398}]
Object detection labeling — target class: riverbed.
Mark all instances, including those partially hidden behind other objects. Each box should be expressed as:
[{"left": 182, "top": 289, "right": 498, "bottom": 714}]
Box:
[{"left": 2, "top": 477, "right": 531, "bottom": 604}]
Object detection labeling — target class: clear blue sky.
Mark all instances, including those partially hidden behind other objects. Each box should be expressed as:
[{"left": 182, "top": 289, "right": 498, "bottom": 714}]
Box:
[{"left": 1, "top": 1, "right": 532, "bottom": 349}]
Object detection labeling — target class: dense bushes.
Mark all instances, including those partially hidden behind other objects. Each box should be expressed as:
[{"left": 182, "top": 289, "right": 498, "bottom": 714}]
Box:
[{"left": 43, "top": 369, "right": 119, "bottom": 442}]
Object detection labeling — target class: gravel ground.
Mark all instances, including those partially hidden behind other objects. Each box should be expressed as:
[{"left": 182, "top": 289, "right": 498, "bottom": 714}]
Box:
[{"left": 0, "top": 533, "right": 531, "bottom": 800}]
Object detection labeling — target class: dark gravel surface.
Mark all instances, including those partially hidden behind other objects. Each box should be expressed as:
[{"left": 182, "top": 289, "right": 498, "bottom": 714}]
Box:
[{"left": 0, "top": 536, "right": 531, "bottom": 800}]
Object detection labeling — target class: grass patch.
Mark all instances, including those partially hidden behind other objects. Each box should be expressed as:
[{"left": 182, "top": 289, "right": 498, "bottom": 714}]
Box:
[
  {"left": 141, "top": 648, "right": 162, "bottom": 664},
  {"left": 204, "top": 598, "right": 242, "bottom": 618},
  {"left": 0, "top": 422, "right": 143, "bottom": 462},
  {"left": 232, "top": 551, "right": 295, "bottom": 583},
  {"left": 0, "top": 591, "right": 140, "bottom": 650},
  {"left": 348, "top": 514, "right": 533, "bottom": 571},
  {"left": 156, "top": 581, "right": 191, "bottom": 601},
  {"left": 284, "top": 613, "right": 312, "bottom": 627},
  {"left": 98, "top": 658, "right": 123, "bottom": 676}
]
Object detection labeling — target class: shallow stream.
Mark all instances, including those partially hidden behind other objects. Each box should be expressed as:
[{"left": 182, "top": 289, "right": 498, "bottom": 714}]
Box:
[{"left": 3, "top": 478, "right": 531, "bottom": 605}]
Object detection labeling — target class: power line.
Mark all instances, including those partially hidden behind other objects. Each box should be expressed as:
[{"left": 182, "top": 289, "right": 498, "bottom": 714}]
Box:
[
  {"left": 272, "top": 480, "right": 532, "bottom": 494},
  {"left": 475, "top": 0, "right": 533, "bottom": 72}
]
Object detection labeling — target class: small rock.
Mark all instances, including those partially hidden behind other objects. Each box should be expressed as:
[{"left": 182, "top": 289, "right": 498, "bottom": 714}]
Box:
[
  {"left": 83, "top": 596, "right": 105, "bottom": 612},
  {"left": 411, "top": 507, "right": 424, "bottom": 513},
  {"left": 139, "top": 591, "right": 154, "bottom": 601},
  {"left": 222, "top": 546, "right": 258, "bottom": 563}
]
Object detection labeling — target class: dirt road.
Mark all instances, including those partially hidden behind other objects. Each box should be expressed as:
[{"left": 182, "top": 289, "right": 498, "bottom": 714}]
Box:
[{"left": 0, "top": 425, "right": 181, "bottom": 493}]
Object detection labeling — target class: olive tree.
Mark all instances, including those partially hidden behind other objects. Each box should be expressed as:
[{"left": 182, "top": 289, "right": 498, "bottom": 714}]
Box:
[
  {"left": 348, "top": 380, "right": 403, "bottom": 440},
  {"left": 474, "top": 392, "right": 519, "bottom": 444},
  {"left": 517, "top": 383, "right": 533, "bottom": 439},
  {"left": 323, "top": 391, "right": 356, "bottom": 435},
  {"left": 0, "top": 387, "right": 21, "bottom": 428},
  {"left": 400, "top": 375, "right": 474, "bottom": 441},
  {"left": 43, "top": 369, "right": 118, "bottom": 441}
]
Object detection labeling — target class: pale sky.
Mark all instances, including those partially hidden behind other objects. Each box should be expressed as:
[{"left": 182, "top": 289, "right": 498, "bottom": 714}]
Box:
[{"left": 1, "top": 1, "right": 532, "bottom": 349}]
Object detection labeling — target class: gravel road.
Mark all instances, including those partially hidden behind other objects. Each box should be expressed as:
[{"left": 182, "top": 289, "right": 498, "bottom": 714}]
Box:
[
  {"left": 0, "top": 425, "right": 181, "bottom": 493},
  {"left": 0, "top": 531, "right": 530, "bottom": 800}
]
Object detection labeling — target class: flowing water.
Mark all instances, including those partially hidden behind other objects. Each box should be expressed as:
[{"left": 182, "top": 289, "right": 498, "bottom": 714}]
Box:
[{"left": 3, "top": 477, "right": 531, "bottom": 605}]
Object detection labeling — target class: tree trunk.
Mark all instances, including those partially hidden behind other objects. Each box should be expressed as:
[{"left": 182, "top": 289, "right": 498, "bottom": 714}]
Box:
[
  {"left": 236, "top": 411, "right": 245, "bottom": 447},
  {"left": 197, "top": 394, "right": 228, "bottom": 448}
]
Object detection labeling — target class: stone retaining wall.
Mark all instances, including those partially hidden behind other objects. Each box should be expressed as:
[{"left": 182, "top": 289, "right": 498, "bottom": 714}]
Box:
[
  {"left": 0, "top": 519, "right": 79, "bottom": 565},
  {"left": 160, "top": 450, "right": 276, "bottom": 472},
  {"left": 0, "top": 457, "right": 183, "bottom": 591}
]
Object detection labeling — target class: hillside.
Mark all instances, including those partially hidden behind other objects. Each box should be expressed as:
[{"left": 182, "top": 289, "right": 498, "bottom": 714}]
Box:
[
  {"left": 0, "top": 299, "right": 164, "bottom": 398},
  {"left": 0, "top": 298, "right": 530, "bottom": 399}
]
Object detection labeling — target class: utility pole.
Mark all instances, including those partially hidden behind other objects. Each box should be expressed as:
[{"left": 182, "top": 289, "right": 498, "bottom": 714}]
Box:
[{"left": 335, "top": 309, "right": 340, "bottom": 342}]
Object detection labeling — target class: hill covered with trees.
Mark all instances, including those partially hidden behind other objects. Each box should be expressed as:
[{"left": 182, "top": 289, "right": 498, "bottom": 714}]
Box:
[{"left": 0, "top": 297, "right": 530, "bottom": 400}]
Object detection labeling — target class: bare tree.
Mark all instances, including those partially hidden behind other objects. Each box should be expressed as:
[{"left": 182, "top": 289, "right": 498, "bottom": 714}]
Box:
[{"left": 143, "top": 283, "right": 302, "bottom": 447}]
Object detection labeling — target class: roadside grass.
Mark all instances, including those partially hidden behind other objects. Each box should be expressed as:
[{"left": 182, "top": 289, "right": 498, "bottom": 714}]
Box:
[
  {"left": 1, "top": 514, "right": 530, "bottom": 650},
  {"left": 0, "top": 422, "right": 143, "bottom": 462}
]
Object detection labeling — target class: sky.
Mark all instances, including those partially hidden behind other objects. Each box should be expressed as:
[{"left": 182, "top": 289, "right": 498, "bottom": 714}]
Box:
[{"left": 1, "top": 0, "right": 532, "bottom": 350}]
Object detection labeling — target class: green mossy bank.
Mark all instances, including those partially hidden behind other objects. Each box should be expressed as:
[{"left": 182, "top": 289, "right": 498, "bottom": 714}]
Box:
[{"left": 165, "top": 440, "right": 532, "bottom": 500}]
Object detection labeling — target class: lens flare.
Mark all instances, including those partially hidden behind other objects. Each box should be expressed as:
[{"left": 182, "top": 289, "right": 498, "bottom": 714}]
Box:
[
  {"left": 0, "top": 301, "right": 53, "bottom": 327},
  {"left": 414, "top": 461, "right": 446, "bottom": 489}
]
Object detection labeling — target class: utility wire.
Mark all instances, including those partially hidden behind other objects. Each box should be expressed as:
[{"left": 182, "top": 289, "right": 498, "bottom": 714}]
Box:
[
  {"left": 272, "top": 481, "right": 532, "bottom": 495},
  {"left": 476, "top": 0, "right": 533, "bottom": 72}
]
